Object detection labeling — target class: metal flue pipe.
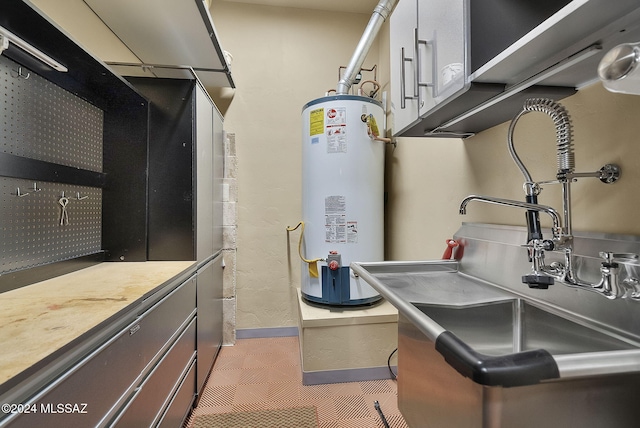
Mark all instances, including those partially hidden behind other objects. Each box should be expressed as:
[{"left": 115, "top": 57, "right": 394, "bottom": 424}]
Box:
[{"left": 336, "top": 0, "right": 397, "bottom": 95}]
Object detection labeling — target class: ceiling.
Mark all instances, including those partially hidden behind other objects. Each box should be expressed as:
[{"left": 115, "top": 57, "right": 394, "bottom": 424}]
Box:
[{"left": 218, "top": 0, "right": 379, "bottom": 14}]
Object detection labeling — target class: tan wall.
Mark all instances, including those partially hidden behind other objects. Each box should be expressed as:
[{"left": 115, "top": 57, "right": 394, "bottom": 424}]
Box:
[
  {"left": 27, "top": 0, "right": 640, "bottom": 332},
  {"left": 209, "top": 1, "right": 381, "bottom": 329},
  {"left": 384, "top": 137, "right": 471, "bottom": 260},
  {"left": 385, "top": 84, "right": 640, "bottom": 261},
  {"left": 28, "top": 0, "right": 379, "bottom": 331}
]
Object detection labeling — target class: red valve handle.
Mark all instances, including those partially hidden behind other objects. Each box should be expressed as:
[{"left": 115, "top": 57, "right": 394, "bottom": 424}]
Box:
[{"left": 442, "top": 239, "right": 459, "bottom": 260}]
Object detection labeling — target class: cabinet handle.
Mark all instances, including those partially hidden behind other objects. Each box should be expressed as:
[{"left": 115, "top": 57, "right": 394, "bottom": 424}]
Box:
[
  {"left": 415, "top": 28, "right": 437, "bottom": 99},
  {"left": 400, "top": 46, "right": 417, "bottom": 109}
]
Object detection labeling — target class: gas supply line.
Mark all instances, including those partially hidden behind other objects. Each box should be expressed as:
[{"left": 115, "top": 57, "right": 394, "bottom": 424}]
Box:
[{"left": 286, "top": 221, "right": 325, "bottom": 278}]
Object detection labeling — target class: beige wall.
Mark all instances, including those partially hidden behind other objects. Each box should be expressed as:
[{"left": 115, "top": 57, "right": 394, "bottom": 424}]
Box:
[
  {"left": 27, "top": 0, "right": 640, "bottom": 332},
  {"left": 210, "top": 1, "right": 381, "bottom": 329},
  {"left": 384, "top": 137, "right": 471, "bottom": 260},
  {"left": 464, "top": 84, "right": 640, "bottom": 236},
  {"left": 28, "top": 0, "right": 378, "bottom": 331},
  {"left": 384, "top": 84, "right": 640, "bottom": 261}
]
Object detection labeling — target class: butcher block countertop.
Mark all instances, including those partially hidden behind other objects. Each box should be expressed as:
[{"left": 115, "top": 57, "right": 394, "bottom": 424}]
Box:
[{"left": 0, "top": 261, "right": 196, "bottom": 386}]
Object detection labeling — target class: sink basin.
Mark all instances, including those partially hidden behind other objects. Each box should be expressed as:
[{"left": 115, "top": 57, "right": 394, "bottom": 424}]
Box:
[
  {"left": 351, "top": 260, "right": 640, "bottom": 380},
  {"left": 351, "top": 222, "right": 640, "bottom": 427},
  {"left": 413, "top": 299, "right": 638, "bottom": 357},
  {"left": 352, "top": 259, "right": 640, "bottom": 427}
]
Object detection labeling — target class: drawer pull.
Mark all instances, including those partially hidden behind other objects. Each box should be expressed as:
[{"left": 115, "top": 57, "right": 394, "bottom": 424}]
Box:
[{"left": 129, "top": 324, "right": 141, "bottom": 336}]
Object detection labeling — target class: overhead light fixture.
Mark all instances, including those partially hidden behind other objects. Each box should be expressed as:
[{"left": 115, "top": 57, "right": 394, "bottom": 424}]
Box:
[
  {"left": 598, "top": 42, "right": 640, "bottom": 95},
  {"left": 0, "top": 25, "right": 68, "bottom": 72}
]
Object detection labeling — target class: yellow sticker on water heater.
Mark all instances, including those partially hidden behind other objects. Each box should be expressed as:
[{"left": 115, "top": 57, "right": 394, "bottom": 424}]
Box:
[
  {"left": 309, "top": 108, "right": 324, "bottom": 136},
  {"left": 367, "top": 114, "right": 380, "bottom": 137}
]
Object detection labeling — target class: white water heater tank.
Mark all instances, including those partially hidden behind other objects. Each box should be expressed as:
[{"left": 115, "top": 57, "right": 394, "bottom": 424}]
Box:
[{"left": 300, "top": 94, "right": 384, "bottom": 305}]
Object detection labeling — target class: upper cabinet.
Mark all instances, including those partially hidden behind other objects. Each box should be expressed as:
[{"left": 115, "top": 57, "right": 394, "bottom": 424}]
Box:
[
  {"left": 390, "top": 0, "right": 640, "bottom": 138},
  {"left": 390, "top": 0, "right": 469, "bottom": 133},
  {"left": 84, "top": 0, "right": 235, "bottom": 89}
]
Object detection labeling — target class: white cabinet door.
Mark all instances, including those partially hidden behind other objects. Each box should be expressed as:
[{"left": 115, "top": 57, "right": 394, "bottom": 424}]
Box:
[
  {"left": 417, "top": 0, "right": 467, "bottom": 117},
  {"left": 390, "top": 0, "right": 420, "bottom": 135}
]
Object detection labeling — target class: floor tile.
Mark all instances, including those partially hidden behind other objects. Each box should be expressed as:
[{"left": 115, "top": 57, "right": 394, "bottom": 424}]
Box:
[{"left": 184, "top": 337, "right": 408, "bottom": 428}]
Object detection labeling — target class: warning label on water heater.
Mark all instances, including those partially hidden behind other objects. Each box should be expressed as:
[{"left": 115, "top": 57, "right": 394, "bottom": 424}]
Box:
[
  {"left": 325, "top": 195, "right": 346, "bottom": 243},
  {"left": 324, "top": 195, "right": 357, "bottom": 243},
  {"left": 309, "top": 108, "right": 324, "bottom": 136},
  {"left": 325, "top": 107, "right": 347, "bottom": 153},
  {"left": 346, "top": 221, "right": 358, "bottom": 243}
]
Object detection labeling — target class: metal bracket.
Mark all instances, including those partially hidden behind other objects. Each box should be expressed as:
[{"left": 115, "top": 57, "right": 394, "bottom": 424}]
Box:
[{"left": 598, "top": 164, "right": 621, "bottom": 184}]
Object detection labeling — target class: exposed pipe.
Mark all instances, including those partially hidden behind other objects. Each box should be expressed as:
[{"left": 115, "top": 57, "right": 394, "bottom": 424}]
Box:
[{"left": 336, "top": 0, "right": 397, "bottom": 95}]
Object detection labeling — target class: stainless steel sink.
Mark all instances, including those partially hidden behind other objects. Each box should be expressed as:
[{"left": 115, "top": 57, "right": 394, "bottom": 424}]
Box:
[
  {"left": 351, "top": 257, "right": 640, "bottom": 427},
  {"left": 396, "top": 309, "right": 640, "bottom": 428},
  {"left": 352, "top": 260, "right": 640, "bottom": 379},
  {"left": 413, "top": 299, "right": 638, "bottom": 357}
]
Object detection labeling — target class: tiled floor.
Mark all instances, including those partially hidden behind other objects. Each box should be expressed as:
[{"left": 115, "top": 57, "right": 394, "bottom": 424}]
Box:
[{"left": 184, "top": 336, "right": 408, "bottom": 428}]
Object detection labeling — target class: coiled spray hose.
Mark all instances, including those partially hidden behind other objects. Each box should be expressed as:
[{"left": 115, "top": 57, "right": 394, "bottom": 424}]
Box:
[
  {"left": 507, "top": 98, "right": 574, "bottom": 242},
  {"left": 508, "top": 98, "right": 575, "bottom": 183}
]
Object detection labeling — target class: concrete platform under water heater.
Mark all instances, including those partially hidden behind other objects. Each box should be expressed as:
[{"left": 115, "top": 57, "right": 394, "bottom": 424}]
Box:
[{"left": 296, "top": 289, "right": 398, "bottom": 385}]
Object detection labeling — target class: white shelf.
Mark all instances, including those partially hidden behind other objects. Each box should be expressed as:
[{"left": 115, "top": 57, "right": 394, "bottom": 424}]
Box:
[{"left": 84, "top": 0, "right": 234, "bottom": 88}]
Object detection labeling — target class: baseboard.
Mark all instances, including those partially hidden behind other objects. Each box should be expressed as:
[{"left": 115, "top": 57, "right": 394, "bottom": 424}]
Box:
[
  {"left": 235, "top": 326, "right": 299, "bottom": 339},
  {"left": 302, "top": 366, "right": 397, "bottom": 385}
]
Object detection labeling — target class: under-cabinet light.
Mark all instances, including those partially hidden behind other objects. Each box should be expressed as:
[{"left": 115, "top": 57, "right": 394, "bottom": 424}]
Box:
[{"left": 0, "top": 25, "right": 68, "bottom": 72}]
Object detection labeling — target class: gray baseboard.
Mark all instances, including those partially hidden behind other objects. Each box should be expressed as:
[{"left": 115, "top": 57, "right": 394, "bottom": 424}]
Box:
[
  {"left": 302, "top": 366, "right": 398, "bottom": 385},
  {"left": 235, "top": 326, "right": 299, "bottom": 339}
]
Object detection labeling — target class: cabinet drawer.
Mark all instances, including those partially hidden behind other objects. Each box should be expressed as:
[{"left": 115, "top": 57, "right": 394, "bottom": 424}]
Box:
[
  {"left": 3, "top": 275, "right": 196, "bottom": 428},
  {"left": 156, "top": 360, "right": 197, "bottom": 428},
  {"left": 111, "top": 318, "right": 196, "bottom": 427},
  {"left": 135, "top": 275, "right": 197, "bottom": 369}
]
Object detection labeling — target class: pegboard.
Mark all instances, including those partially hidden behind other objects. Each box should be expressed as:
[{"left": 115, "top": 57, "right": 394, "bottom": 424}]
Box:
[
  {"left": 0, "top": 178, "right": 102, "bottom": 273},
  {"left": 0, "top": 55, "right": 105, "bottom": 276},
  {"left": 0, "top": 55, "right": 103, "bottom": 172}
]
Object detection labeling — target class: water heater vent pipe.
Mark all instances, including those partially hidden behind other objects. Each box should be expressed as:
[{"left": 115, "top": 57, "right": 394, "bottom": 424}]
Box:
[{"left": 335, "top": 0, "right": 398, "bottom": 95}]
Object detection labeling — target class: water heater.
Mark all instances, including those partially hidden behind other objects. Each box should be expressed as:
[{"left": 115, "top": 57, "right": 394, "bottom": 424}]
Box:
[{"left": 300, "top": 94, "right": 384, "bottom": 305}]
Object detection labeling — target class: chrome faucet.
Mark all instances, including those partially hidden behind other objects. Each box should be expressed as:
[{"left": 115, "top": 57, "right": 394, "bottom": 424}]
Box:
[
  {"left": 459, "top": 195, "right": 563, "bottom": 241},
  {"left": 459, "top": 195, "right": 566, "bottom": 289},
  {"left": 459, "top": 98, "right": 640, "bottom": 301}
]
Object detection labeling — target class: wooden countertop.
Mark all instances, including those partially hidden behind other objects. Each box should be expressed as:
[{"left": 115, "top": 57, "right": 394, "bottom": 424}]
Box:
[{"left": 0, "top": 261, "right": 195, "bottom": 386}]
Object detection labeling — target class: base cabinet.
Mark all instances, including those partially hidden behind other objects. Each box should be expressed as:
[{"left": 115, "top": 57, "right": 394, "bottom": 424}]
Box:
[
  {"left": 196, "top": 255, "right": 224, "bottom": 396},
  {"left": 111, "top": 320, "right": 197, "bottom": 427},
  {"left": 0, "top": 274, "right": 198, "bottom": 428},
  {"left": 156, "top": 361, "right": 197, "bottom": 428}
]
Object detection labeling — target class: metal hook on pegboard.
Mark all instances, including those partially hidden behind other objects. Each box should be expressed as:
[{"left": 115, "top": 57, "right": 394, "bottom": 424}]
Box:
[
  {"left": 15, "top": 187, "right": 29, "bottom": 197},
  {"left": 10, "top": 66, "right": 30, "bottom": 79}
]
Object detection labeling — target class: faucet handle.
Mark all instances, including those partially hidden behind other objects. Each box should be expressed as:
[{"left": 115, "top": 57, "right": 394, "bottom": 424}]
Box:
[{"left": 522, "top": 239, "right": 555, "bottom": 250}]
